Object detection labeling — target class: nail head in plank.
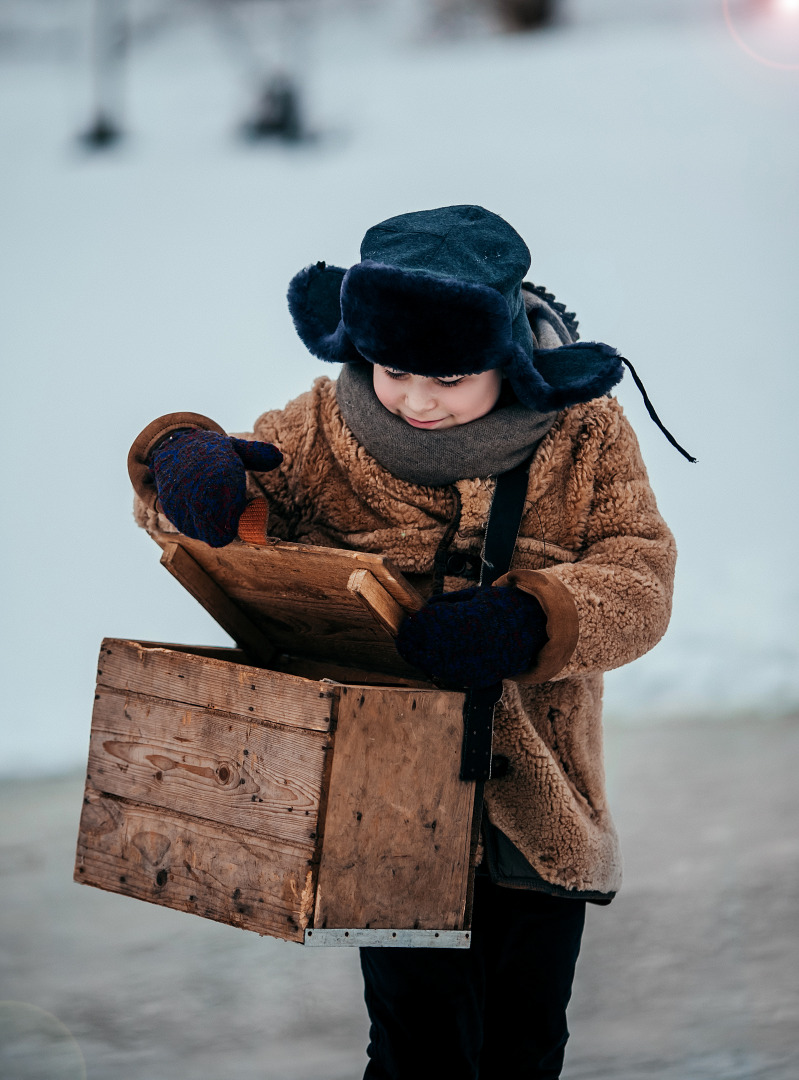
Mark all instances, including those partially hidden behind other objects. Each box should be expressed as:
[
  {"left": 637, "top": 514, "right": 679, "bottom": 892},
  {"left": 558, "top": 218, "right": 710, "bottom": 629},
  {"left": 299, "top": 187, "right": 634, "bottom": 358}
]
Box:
[
  {"left": 74, "top": 789, "right": 315, "bottom": 942},
  {"left": 313, "top": 684, "right": 474, "bottom": 932},
  {"left": 97, "top": 639, "right": 334, "bottom": 731}
]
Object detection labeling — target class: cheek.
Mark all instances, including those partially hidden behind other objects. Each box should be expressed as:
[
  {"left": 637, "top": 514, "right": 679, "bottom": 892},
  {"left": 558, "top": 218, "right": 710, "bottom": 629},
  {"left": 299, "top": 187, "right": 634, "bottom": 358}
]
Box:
[
  {"left": 457, "top": 373, "right": 502, "bottom": 420},
  {"left": 373, "top": 369, "right": 402, "bottom": 413}
]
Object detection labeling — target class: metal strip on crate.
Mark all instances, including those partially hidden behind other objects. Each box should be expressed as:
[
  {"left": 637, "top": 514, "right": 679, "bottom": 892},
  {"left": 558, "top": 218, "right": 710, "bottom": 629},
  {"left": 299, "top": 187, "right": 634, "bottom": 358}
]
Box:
[{"left": 303, "top": 928, "right": 471, "bottom": 948}]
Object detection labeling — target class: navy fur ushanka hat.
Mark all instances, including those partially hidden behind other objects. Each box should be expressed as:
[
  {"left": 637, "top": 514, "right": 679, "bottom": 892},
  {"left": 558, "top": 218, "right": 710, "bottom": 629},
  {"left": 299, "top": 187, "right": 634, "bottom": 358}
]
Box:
[
  {"left": 287, "top": 205, "right": 695, "bottom": 459},
  {"left": 287, "top": 205, "right": 623, "bottom": 413}
]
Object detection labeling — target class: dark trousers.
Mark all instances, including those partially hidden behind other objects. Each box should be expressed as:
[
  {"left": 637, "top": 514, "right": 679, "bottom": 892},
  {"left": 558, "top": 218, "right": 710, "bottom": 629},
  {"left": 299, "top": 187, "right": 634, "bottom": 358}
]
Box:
[{"left": 360, "top": 875, "right": 586, "bottom": 1080}]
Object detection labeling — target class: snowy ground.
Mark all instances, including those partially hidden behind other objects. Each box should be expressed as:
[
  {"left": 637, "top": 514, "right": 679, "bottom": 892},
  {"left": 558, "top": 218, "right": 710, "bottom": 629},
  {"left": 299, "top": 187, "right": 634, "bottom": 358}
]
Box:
[
  {"left": 2, "top": 0, "right": 799, "bottom": 776},
  {"left": 2, "top": 716, "right": 798, "bottom": 1079}
]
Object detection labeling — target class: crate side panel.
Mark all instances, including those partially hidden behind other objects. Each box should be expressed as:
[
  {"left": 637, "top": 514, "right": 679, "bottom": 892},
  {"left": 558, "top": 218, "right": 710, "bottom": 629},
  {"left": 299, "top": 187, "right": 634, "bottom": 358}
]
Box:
[
  {"left": 97, "top": 639, "right": 334, "bottom": 732},
  {"left": 314, "top": 686, "right": 475, "bottom": 931},
  {"left": 87, "top": 688, "right": 328, "bottom": 848},
  {"left": 74, "top": 789, "right": 313, "bottom": 942}
]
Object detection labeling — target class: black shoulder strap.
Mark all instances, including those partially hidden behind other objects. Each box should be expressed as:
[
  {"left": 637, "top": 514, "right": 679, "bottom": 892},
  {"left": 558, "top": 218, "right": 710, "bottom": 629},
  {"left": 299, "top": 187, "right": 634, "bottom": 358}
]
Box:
[
  {"left": 460, "top": 455, "right": 533, "bottom": 782},
  {"left": 479, "top": 456, "right": 534, "bottom": 588}
]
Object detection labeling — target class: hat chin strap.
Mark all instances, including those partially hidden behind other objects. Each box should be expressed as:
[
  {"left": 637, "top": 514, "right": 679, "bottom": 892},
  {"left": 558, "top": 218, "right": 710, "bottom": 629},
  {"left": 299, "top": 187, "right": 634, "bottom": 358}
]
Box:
[{"left": 618, "top": 357, "right": 697, "bottom": 462}]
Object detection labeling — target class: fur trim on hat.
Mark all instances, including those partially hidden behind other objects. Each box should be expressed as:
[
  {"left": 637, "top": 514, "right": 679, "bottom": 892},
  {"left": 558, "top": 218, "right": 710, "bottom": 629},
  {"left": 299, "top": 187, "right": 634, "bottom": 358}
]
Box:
[
  {"left": 288, "top": 259, "right": 624, "bottom": 412},
  {"left": 515, "top": 341, "right": 625, "bottom": 412},
  {"left": 287, "top": 262, "right": 362, "bottom": 364},
  {"left": 286, "top": 202, "right": 691, "bottom": 455},
  {"left": 341, "top": 261, "right": 514, "bottom": 376}
]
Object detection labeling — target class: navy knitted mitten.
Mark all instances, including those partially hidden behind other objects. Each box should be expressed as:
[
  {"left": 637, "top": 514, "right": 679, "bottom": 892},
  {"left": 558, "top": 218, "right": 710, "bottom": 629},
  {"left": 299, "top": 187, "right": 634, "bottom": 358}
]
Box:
[
  {"left": 395, "top": 585, "right": 548, "bottom": 689},
  {"left": 150, "top": 429, "right": 282, "bottom": 547}
]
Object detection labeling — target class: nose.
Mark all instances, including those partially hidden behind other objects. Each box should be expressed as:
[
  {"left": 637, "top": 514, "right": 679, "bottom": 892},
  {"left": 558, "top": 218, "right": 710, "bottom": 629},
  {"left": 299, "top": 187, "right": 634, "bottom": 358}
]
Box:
[{"left": 405, "top": 381, "right": 437, "bottom": 414}]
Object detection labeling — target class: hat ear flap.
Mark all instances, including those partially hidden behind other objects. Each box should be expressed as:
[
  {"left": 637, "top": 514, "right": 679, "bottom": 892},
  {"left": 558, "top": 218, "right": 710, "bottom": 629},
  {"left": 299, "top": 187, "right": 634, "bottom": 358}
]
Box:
[
  {"left": 287, "top": 263, "right": 363, "bottom": 363},
  {"left": 507, "top": 341, "right": 624, "bottom": 411}
]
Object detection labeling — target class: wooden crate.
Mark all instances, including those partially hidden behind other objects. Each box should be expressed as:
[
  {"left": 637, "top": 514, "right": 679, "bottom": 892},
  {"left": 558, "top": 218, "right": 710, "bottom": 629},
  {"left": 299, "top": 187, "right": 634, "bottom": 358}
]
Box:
[{"left": 75, "top": 637, "right": 477, "bottom": 947}]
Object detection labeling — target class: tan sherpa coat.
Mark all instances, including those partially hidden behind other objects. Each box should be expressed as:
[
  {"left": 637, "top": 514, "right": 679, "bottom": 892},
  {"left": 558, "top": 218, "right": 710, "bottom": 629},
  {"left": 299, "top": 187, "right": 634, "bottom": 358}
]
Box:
[{"left": 135, "top": 376, "right": 676, "bottom": 900}]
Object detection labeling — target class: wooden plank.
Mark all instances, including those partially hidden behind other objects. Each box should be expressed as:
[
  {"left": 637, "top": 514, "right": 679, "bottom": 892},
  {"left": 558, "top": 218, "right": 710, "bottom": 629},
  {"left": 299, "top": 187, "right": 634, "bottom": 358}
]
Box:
[
  {"left": 313, "top": 685, "right": 475, "bottom": 932},
  {"left": 347, "top": 569, "right": 405, "bottom": 637},
  {"left": 74, "top": 790, "right": 313, "bottom": 942},
  {"left": 155, "top": 531, "right": 425, "bottom": 610},
  {"left": 160, "top": 542, "right": 277, "bottom": 666},
  {"left": 97, "top": 639, "right": 334, "bottom": 732},
  {"left": 276, "top": 655, "right": 430, "bottom": 689},
  {"left": 130, "top": 642, "right": 252, "bottom": 664},
  {"left": 463, "top": 784, "right": 484, "bottom": 932},
  {"left": 151, "top": 532, "right": 426, "bottom": 677},
  {"left": 235, "top": 535, "right": 425, "bottom": 611},
  {"left": 86, "top": 687, "right": 329, "bottom": 848}
]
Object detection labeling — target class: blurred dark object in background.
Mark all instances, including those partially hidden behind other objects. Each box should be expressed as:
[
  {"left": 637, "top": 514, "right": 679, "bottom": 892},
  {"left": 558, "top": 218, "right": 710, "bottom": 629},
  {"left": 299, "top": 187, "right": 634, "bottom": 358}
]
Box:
[
  {"left": 208, "top": 0, "right": 308, "bottom": 142},
  {"left": 80, "top": 111, "right": 124, "bottom": 147},
  {"left": 77, "top": 0, "right": 308, "bottom": 150},
  {"left": 493, "top": 0, "right": 555, "bottom": 31},
  {"left": 1, "top": 0, "right": 769, "bottom": 152},
  {"left": 241, "top": 71, "right": 303, "bottom": 141},
  {"left": 80, "top": 0, "right": 127, "bottom": 148}
]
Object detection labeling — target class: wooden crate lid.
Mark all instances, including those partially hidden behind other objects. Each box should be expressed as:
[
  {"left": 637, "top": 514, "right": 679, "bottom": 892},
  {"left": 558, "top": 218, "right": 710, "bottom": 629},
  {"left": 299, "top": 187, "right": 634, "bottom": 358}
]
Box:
[{"left": 152, "top": 530, "right": 426, "bottom": 677}]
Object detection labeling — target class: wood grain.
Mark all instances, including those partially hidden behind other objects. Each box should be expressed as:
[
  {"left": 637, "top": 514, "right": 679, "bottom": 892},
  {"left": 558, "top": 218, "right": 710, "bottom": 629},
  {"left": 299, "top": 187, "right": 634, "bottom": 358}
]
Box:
[
  {"left": 275, "top": 655, "right": 431, "bottom": 690},
  {"left": 151, "top": 532, "right": 425, "bottom": 677},
  {"left": 97, "top": 639, "right": 334, "bottom": 732},
  {"left": 86, "top": 687, "right": 329, "bottom": 848},
  {"left": 313, "top": 685, "right": 475, "bottom": 931},
  {"left": 78, "top": 639, "right": 476, "bottom": 941},
  {"left": 74, "top": 789, "right": 314, "bottom": 942},
  {"left": 347, "top": 569, "right": 406, "bottom": 637},
  {"left": 160, "top": 542, "right": 277, "bottom": 666},
  {"left": 129, "top": 642, "right": 252, "bottom": 664}
]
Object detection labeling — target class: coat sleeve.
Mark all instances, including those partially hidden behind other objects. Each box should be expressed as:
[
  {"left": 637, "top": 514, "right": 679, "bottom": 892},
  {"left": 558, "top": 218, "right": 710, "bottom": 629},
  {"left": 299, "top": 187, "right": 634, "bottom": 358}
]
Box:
[{"left": 494, "top": 404, "right": 677, "bottom": 684}]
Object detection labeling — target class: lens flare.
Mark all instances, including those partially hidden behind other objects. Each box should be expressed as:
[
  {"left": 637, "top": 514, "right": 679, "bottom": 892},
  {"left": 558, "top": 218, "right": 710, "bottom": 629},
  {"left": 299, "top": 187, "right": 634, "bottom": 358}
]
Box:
[
  {"left": 0, "top": 1002, "right": 87, "bottom": 1080},
  {"left": 723, "top": 0, "right": 799, "bottom": 69}
]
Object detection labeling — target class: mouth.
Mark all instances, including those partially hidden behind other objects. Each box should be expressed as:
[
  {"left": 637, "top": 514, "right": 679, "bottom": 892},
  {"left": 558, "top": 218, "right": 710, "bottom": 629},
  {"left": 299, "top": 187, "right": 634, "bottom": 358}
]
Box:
[{"left": 403, "top": 415, "right": 448, "bottom": 428}]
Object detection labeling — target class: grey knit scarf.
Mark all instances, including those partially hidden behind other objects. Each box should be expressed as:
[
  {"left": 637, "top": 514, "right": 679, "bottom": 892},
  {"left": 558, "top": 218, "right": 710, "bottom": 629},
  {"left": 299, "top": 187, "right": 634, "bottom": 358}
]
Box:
[{"left": 336, "top": 362, "right": 557, "bottom": 486}]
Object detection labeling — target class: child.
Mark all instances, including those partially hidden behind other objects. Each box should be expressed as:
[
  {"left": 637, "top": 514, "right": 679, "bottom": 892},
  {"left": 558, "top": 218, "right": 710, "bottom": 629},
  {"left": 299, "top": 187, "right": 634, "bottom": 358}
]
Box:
[{"left": 133, "top": 205, "right": 679, "bottom": 1079}]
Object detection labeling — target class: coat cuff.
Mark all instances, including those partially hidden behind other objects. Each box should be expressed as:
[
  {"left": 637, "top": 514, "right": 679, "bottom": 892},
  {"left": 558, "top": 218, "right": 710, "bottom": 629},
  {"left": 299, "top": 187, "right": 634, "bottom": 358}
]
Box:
[
  {"left": 127, "top": 412, "right": 226, "bottom": 511},
  {"left": 492, "top": 569, "right": 579, "bottom": 683},
  {"left": 236, "top": 498, "right": 269, "bottom": 545}
]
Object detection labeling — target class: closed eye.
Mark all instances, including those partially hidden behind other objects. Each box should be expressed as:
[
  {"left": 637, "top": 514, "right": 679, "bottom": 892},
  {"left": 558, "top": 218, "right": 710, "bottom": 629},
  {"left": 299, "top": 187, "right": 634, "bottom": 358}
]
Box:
[{"left": 382, "top": 368, "right": 466, "bottom": 387}]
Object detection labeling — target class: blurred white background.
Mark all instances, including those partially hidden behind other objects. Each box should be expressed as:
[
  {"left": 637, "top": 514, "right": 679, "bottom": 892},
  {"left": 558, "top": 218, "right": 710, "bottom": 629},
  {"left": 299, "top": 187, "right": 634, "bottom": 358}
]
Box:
[{"left": 2, "top": 0, "right": 798, "bottom": 774}]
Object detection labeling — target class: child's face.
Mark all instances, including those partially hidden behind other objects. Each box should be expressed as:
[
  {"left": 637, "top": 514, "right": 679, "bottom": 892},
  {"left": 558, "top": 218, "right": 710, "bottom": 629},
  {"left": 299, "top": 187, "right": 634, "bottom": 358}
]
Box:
[{"left": 372, "top": 366, "right": 503, "bottom": 430}]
